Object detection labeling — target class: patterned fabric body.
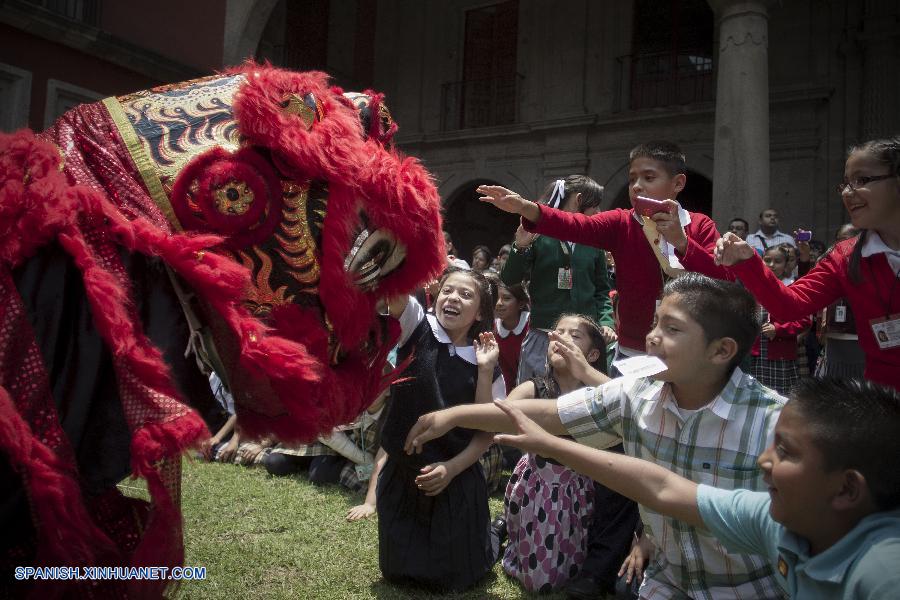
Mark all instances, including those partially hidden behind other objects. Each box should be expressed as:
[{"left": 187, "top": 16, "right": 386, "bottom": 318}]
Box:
[
  {"left": 558, "top": 369, "right": 787, "bottom": 600},
  {"left": 502, "top": 452, "right": 594, "bottom": 592}
]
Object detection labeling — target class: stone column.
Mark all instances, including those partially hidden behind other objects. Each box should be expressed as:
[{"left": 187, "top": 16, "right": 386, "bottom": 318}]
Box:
[{"left": 708, "top": 0, "right": 773, "bottom": 228}]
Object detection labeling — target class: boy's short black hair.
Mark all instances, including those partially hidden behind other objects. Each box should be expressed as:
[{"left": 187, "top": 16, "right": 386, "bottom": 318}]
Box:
[
  {"left": 662, "top": 273, "right": 760, "bottom": 370},
  {"left": 790, "top": 378, "right": 900, "bottom": 511},
  {"left": 628, "top": 141, "right": 687, "bottom": 176},
  {"left": 729, "top": 217, "right": 749, "bottom": 229}
]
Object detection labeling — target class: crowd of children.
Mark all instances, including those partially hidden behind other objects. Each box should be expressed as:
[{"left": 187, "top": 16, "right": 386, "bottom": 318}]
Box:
[{"left": 199, "top": 136, "right": 900, "bottom": 599}]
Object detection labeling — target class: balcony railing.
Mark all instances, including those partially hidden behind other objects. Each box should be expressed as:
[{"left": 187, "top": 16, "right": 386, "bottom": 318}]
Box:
[
  {"left": 22, "top": 0, "right": 101, "bottom": 26},
  {"left": 440, "top": 74, "right": 523, "bottom": 131},
  {"left": 615, "top": 51, "right": 714, "bottom": 111}
]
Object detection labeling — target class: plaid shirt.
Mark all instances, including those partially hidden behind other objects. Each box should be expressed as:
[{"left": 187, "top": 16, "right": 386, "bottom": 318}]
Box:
[{"left": 557, "top": 368, "right": 786, "bottom": 600}]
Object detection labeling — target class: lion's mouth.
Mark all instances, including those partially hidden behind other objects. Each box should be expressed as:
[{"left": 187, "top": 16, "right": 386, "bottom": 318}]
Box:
[{"left": 344, "top": 215, "right": 406, "bottom": 290}]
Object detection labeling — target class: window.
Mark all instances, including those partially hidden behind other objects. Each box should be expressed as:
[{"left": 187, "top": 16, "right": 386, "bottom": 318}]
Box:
[
  {"left": 44, "top": 79, "right": 102, "bottom": 128},
  {"left": 442, "top": 0, "right": 519, "bottom": 130},
  {"left": 626, "top": 0, "right": 714, "bottom": 110},
  {"left": 0, "top": 63, "right": 32, "bottom": 132}
]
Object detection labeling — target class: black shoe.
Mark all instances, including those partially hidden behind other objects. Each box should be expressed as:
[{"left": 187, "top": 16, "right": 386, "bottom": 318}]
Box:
[
  {"left": 490, "top": 515, "right": 508, "bottom": 544},
  {"left": 565, "top": 574, "right": 606, "bottom": 599}
]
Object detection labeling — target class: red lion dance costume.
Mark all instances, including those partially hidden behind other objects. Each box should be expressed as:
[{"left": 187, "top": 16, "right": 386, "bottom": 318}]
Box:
[{"left": 0, "top": 64, "right": 445, "bottom": 598}]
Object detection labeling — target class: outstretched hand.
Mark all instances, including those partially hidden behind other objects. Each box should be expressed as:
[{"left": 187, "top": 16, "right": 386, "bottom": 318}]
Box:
[
  {"left": 474, "top": 332, "right": 500, "bottom": 370},
  {"left": 492, "top": 399, "right": 557, "bottom": 457},
  {"left": 477, "top": 185, "right": 530, "bottom": 215},
  {"left": 404, "top": 411, "right": 450, "bottom": 455},
  {"left": 714, "top": 232, "right": 756, "bottom": 266}
]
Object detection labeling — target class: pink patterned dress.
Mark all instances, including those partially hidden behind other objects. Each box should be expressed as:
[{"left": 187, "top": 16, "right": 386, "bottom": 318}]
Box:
[{"left": 501, "top": 377, "right": 595, "bottom": 592}]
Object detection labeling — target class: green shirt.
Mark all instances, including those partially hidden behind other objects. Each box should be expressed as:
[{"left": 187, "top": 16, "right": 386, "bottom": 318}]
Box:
[
  {"left": 698, "top": 485, "right": 900, "bottom": 599},
  {"left": 500, "top": 235, "right": 613, "bottom": 330}
]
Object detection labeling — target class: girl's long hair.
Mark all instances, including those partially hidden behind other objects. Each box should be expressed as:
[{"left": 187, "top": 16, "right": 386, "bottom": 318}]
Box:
[{"left": 847, "top": 137, "right": 900, "bottom": 283}]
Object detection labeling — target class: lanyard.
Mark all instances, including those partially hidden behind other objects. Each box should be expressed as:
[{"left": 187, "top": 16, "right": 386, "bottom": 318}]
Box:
[{"left": 558, "top": 240, "right": 574, "bottom": 269}]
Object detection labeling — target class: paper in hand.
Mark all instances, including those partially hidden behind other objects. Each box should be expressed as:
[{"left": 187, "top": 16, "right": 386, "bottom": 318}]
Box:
[{"left": 612, "top": 354, "right": 668, "bottom": 378}]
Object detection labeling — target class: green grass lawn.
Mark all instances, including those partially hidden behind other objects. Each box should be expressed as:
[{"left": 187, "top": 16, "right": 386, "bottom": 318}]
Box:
[{"left": 121, "top": 458, "right": 575, "bottom": 599}]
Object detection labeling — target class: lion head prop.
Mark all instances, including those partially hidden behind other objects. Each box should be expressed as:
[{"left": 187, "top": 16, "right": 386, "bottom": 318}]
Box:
[{"left": 0, "top": 64, "right": 444, "bottom": 595}]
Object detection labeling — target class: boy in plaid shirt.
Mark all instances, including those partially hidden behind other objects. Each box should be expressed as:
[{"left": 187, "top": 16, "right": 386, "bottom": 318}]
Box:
[{"left": 405, "top": 274, "right": 786, "bottom": 599}]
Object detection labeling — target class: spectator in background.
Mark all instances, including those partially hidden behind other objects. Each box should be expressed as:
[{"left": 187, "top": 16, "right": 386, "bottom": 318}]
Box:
[
  {"left": 471, "top": 245, "right": 494, "bottom": 273},
  {"left": 748, "top": 208, "right": 796, "bottom": 254},
  {"left": 727, "top": 217, "right": 750, "bottom": 240},
  {"left": 492, "top": 244, "right": 512, "bottom": 273},
  {"left": 444, "top": 230, "right": 470, "bottom": 269}
]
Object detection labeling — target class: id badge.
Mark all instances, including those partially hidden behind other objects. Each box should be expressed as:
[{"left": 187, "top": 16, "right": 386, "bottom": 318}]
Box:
[
  {"left": 870, "top": 314, "right": 900, "bottom": 349},
  {"left": 557, "top": 268, "right": 573, "bottom": 290},
  {"left": 835, "top": 305, "right": 847, "bottom": 323},
  {"left": 355, "top": 462, "right": 374, "bottom": 482}
]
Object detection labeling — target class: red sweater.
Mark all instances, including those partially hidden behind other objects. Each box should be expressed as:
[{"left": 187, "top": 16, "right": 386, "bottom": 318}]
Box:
[
  {"left": 728, "top": 237, "right": 900, "bottom": 389},
  {"left": 523, "top": 204, "right": 730, "bottom": 352},
  {"left": 494, "top": 313, "right": 529, "bottom": 393},
  {"left": 751, "top": 313, "right": 811, "bottom": 360}
]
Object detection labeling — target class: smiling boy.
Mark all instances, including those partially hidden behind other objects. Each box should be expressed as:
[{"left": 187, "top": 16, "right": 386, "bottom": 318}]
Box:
[
  {"left": 405, "top": 274, "right": 786, "bottom": 599},
  {"left": 479, "top": 141, "right": 730, "bottom": 358},
  {"left": 490, "top": 377, "right": 900, "bottom": 599}
]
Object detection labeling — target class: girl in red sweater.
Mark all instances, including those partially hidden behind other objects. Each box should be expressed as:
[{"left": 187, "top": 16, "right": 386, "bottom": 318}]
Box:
[
  {"left": 493, "top": 281, "right": 530, "bottom": 394},
  {"left": 750, "top": 246, "right": 811, "bottom": 395},
  {"left": 717, "top": 137, "right": 900, "bottom": 390}
]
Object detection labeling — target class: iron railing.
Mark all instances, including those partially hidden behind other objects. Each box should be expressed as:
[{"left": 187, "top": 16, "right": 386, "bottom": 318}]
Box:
[
  {"left": 614, "top": 51, "right": 714, "bottom": 111},
  {"left": 23, "top": 0, "right": 101, "bottom": 26},
  {"left": 440, "top": 73, "right": 523, "bottom": 131}
]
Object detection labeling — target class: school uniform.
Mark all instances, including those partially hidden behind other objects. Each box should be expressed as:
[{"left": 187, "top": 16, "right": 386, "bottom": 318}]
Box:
[
  {"left": 698, "top": 485, "right": 900, "bottom": 599},
  {"left": 494, "top": 311, "right": 530, "bottom": 394},
  {"left": 728, "top": 233, "right": 900, "bottom": 390},
  {"left": 377, "top": 298, "right": 505, "bottom": 591},
  {"left": 521, "top": 204, "right": 730, "bottom": 354},
  {"left": 747, "top": 230, "right": 796, "bottom": 254},
  {"left": 749, "top": 307, "right": 811, "bottom": 396}
]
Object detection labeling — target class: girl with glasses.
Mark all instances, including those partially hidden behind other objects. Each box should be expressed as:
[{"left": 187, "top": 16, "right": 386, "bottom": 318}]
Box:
[{"left": 716, "top": 137, "right": 900, "bottom": 390}]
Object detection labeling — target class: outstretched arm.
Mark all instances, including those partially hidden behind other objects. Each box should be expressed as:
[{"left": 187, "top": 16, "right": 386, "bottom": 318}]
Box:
[
  {"left": 403, "top": 398, "right": 566, "bottom": 454},
  {"left": 493, "top": 400, "right": 702, "bottom": 528},
  {"left": 477, "top": 185, "right": 542, "bottom": 222}
]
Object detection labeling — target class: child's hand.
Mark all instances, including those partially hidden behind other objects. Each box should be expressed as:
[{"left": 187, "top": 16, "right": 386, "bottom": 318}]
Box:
[
  {"left": 238, "top": 442, "right": 265, "bottom": 464},
  {"left": 514, "top": 224, "right": 538, "bottom": 248},
  {"left": 346, "top": 502, "right": 376, "bottom": 521},
  {"left": 404, "top": 411, "right": 452, "bottom": 454},
  {"left": 492, "top": 399, "right": 557, "bottom": 457},
  {"left": 549, "top": 331, "right": 591, "bottom": 380},
  {"left": 474, "top": 332, "right": 500, "bottom": 370},
  {"left": 218, "top": 436, "right": 239, "bottom": 463},
  {"left": 415, "top": 462, "right": 458, "bottom": 496},
  {"left": 618, "top": 533, "right": 653, "bottom": 585},
  {"left": 761, "top": 322, "right": 777, "bottom": 340},
  {"left": 649, "top": 200, "right": 687, "bottom": 252},
  {"left": 477, "top": 185, "right": 530, "bottom": 215},
  {"left": 199, "top": 438, "right": 215, "bottom": 461},
  {"left": 600, "top": 325, "right": 618, "bottom": 345},
  {"left": 714, "top": 232, "right": 755, "bottom": 266}
]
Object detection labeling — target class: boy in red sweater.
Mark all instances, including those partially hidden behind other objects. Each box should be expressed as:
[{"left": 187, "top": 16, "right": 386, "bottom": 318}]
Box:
[{"left": 478, "top": 141, "right": 729, "bottom": 359}]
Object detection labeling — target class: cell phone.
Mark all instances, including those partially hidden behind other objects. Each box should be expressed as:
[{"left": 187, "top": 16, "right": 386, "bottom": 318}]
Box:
[
  {"left": 634, "top": 196, "right": 669, "bottom": 217},
  {"left": 796, "top": 229, "right": 812, "bottom": 242}
]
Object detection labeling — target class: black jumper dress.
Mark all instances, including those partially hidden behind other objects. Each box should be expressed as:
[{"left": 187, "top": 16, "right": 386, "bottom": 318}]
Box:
[{"left": 377, "top": 315, "right": 498, "bottom": 591}]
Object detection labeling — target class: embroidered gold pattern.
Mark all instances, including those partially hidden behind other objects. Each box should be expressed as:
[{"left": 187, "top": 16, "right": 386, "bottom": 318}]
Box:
[{"left": 213, "top": 180, "right": 254, "bottom": 216}]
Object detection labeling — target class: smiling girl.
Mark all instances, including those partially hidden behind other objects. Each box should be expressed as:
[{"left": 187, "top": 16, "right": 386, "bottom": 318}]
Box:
[
  {"left": 377, "top": 268, "right": 506, "bottom": 591},
  {"left": 716, "top": 137, "right": 900, "bottom": 390}
]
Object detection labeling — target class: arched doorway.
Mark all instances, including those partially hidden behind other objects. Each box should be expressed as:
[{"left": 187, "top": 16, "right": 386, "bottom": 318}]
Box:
[
  {"left": 610, "top": 168, "right": 713, "bottom": 216},
  {"left": 443, "top": 180, "right": 521, "bottom": 262}
]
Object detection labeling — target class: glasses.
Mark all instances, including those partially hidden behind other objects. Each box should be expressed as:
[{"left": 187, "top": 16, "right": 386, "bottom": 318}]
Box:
[{"left": 836, "top": 174, "right": 894, "bottom": 194}]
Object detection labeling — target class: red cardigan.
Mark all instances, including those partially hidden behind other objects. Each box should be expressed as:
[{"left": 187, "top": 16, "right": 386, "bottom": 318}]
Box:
[
  {"left": 523, "top": 204, "right": 730, "bottom": 352},
  {"left": 728, "top": 237, "right": 900, "bottom": 389},
  {"left": 751, "top": 313, "right": 811, "bottom": 360},
  {"left": 494, "top": 314, "right": 529, "bottom": 394}
]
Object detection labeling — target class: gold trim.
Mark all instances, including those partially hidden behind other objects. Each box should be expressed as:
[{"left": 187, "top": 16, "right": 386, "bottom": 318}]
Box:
[{"left": 102, "top": 96, "right": 183, "bottom": 232}]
